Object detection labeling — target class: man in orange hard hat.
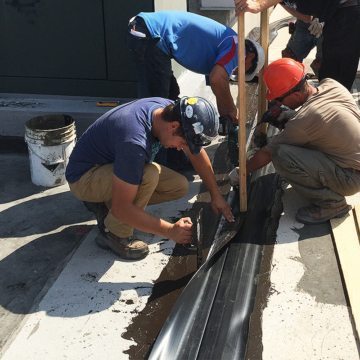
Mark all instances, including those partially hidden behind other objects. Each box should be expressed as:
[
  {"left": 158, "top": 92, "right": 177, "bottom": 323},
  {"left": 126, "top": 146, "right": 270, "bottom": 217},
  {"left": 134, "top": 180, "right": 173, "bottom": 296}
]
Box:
[{"left": 229, "top": 58, "right": 360, "bottom": 224}]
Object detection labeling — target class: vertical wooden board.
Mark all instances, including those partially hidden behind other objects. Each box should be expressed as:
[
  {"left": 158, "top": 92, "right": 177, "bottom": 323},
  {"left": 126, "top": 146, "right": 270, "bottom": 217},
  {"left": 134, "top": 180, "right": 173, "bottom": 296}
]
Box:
[
  {"left": 330, "top": 210, "right": 360, "bottom": 338},
  {"left": 258, "top": 9, "right": 269, "bottom": 121},
  {"left": 237, "top": 14, "right": 247, "bottom": 211},
  {"left": 256, "top": 9, "right": 270, "bottom": 138},
  {"left": 353, "top": 205, "right": 360, "bottom": 244}
]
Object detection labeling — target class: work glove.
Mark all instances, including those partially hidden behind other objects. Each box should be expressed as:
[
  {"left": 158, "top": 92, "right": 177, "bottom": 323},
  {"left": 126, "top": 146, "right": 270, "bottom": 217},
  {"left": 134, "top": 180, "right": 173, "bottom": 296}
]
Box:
[
  {"left": 218, "top": 115, "right": 233, "bottom": 136},
  {"left": 260, "top": 101, "right": 297, "bottom": 130},
  {"left": 308, "top": 18, "right": 324, "bottom": 38}
]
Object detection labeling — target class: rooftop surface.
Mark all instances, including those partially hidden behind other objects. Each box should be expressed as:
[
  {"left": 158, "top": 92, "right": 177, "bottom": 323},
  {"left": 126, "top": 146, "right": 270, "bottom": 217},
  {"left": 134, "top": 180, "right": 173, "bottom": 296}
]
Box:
[{"left": 1, "top": 6, "right": 360, "bottom": 360}]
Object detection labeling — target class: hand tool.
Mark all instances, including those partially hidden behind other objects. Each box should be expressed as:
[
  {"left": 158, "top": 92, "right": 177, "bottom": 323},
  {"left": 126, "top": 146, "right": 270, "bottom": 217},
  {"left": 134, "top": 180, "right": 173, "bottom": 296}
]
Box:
[
  {"left": 206, "top": 190, "right": 243, "bottom": 262},
  {"left": 96, "top": 101, "right": 120, "bottom": 107},
  {"left": 196, "top": 208, "right": 203, "bottom": 269},
  {"left": 259, "top": 100, "right": 296, "bottom": 129}
]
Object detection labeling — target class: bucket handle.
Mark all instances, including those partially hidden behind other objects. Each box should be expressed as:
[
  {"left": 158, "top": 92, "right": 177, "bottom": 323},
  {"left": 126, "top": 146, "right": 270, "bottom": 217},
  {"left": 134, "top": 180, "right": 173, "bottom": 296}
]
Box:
[{"left": 27, "top": 145, "right": 65, "bottom": 165}]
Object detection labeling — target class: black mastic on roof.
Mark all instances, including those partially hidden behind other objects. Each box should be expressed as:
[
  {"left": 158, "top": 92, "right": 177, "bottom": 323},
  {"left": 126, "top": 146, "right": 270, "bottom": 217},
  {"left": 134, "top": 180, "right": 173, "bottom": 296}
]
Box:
[{"left": 149, "top": 170, "right": 283, "bottom": 360}]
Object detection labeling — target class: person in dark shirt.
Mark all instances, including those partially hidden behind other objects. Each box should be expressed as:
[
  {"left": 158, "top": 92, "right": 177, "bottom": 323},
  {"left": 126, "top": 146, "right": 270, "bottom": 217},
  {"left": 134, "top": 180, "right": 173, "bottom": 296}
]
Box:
[
  {"left": 66, "top": 97, "right": 234, "bottom": 260},
  {"left": 280, "top": 2, "right": 323, "bottom": 77},
  {"left": 234, "top": 0, "right": 360, "bottom": 90}
]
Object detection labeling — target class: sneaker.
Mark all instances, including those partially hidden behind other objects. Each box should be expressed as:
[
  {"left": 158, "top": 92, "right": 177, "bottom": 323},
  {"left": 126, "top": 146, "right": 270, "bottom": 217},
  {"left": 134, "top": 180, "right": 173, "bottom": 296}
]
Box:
[
  {"left": 103, "top": 231, "right": 149, "bottom": 260},
  {"left": 83, "top": 201, "right": 108, "bottom": 234},
  {"left": 295, "top": 204, "right": 351, "bottom": 225}
]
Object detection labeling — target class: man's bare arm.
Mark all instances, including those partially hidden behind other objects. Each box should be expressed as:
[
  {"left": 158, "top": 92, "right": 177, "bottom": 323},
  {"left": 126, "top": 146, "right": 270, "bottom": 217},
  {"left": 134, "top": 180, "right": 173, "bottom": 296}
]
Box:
[
  {"left": 247, "top": 147, "right": 272, "bottom": 174},
  {"left": 280, "top": 3, "right": 312, "bottom": 23},
  {"left": 186, "top": 147, "right": 235, "bottom": 222},
  {"left": 111, "top": 176, "right": 192, "bottom": 243},
  {"left": 209, "top": 65, "right": 237, "bottom": 123}
]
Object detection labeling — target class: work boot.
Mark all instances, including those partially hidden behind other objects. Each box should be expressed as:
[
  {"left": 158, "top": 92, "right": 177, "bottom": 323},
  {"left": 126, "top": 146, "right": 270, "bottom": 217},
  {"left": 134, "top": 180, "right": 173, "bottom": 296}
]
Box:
[
  {"left": 295, "top": 204, "right": 351, "bottom": 225},
  {"left": 83, "top": 201, "right": 109, "bottom": 234},
  {"left": 102, "top": 231, "right": 149, "bottom": 260}
]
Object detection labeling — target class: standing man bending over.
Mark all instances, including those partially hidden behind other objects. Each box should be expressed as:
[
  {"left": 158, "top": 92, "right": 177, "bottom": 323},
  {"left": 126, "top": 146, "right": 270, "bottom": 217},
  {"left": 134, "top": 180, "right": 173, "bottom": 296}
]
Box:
[
  {"left": 127, "top": 11, "right": 264, "bottom": 124},
  {"left": 66, "top": 97, "right": 234, "bottom": 260}
]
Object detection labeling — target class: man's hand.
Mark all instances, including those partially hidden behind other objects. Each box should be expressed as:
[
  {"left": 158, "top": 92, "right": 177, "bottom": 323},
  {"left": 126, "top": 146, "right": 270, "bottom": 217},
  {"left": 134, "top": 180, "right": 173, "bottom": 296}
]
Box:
[
  {"left": 247, "top": 147, "right": 272, "bottom": 174},
  {"left": 186, "top": 148, "right": 234, "bottom": 222},
  {"left": 308, "top": 18, "right": 324, "bottom": 38},
  {"left": 167, "top": 217, "right": 193, "bottom": 244},
  {"left": 235, "top": 0, "right": 260, "bottom": 14},
  {"left": 260, "top": 101, "right": 297, "bottom": 130},
  {"left": 234, "top": 0, "right": 280, "bottom": 16},
  {"left": 211, "top": 194, "right": 235, "bottom": 222}
]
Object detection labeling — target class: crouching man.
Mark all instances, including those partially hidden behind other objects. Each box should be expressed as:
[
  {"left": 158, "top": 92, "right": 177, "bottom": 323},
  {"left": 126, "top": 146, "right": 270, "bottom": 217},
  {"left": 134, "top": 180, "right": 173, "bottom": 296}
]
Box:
[
  {"left": 230, "top": 58, "right": 360, "bottom": 224},
  {"left": 66, "top": 97, "right": 234, "bottom": 260}
]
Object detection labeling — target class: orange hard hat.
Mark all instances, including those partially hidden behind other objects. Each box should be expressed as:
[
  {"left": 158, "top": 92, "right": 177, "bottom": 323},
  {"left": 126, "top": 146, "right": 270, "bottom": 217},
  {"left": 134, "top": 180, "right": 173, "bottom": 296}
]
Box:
[{"left": 263, "top": 58, "right": 305, "bottom": 101}]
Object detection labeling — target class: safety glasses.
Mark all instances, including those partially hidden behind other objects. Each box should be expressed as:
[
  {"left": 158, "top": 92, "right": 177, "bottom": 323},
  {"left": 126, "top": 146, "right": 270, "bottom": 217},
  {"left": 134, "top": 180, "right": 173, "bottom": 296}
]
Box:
[{"left": 275, "top": 77, "right": 306, "bottom": 102}]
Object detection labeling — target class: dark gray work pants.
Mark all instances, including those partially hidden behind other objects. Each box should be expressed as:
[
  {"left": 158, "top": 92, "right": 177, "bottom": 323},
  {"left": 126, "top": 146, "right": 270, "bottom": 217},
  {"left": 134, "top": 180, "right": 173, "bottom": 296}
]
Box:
[
  {"left": 320, "top": 3, "right": 360, "bottom": 90},
  {"left": 271, "top": 144, "right": 360, "bottom": 208},
  {"left": 126, "top": 17, "right": 179, "bottom": 100}
]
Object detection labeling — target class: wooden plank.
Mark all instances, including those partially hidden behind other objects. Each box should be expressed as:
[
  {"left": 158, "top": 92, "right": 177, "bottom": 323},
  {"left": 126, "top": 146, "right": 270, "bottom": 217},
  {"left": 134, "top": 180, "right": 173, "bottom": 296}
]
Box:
[
  {"left": 256, "top": 9, "right": 270, "bottom": 138},
  {"left": 353, "top": 205, "right": 360, "bottom": 245},
  {"left": 330, "top": 208, "right": 360, "bottom": 338},
  {"left": 237, "top": 14, "right": 247, "bottom": 212},
  {"left": 258, "top": 9, "right": 270, "bottom": 122}
]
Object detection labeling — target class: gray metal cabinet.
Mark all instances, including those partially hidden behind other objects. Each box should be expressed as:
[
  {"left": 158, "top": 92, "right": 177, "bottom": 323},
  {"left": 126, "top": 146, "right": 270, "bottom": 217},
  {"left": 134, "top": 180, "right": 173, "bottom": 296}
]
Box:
[{"left": 0, "top": 0, "right": 153, "bottom": 97}]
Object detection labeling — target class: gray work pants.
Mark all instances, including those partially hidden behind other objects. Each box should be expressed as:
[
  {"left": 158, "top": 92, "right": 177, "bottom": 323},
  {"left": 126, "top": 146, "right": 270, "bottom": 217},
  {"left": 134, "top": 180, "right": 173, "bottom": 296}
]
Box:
[{"left": 271, "top": 144, "right": 360, "bottom": 208}]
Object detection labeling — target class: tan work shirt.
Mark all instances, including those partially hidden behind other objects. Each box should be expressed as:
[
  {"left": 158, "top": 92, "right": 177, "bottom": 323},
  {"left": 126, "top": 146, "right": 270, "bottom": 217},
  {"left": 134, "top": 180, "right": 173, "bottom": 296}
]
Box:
[{"left": 267, "top": 78, "right": 360, "bottom": 170}]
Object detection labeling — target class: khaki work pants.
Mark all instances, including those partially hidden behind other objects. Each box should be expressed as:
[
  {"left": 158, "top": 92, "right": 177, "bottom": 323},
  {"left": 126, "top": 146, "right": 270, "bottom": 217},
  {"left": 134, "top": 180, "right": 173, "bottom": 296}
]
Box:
[
  {"left": 69, "top": 163, "right": 189, "bottom": 238},
  {"left": 271, "top": 144, "right": 360, "bottom": 208}
]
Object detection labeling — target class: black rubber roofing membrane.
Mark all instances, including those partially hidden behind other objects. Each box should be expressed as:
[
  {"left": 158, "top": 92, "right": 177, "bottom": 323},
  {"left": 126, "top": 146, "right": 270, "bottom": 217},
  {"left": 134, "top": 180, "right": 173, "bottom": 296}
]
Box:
[{"left": 149, "top": 171, "right": 283, "bottom": 360}]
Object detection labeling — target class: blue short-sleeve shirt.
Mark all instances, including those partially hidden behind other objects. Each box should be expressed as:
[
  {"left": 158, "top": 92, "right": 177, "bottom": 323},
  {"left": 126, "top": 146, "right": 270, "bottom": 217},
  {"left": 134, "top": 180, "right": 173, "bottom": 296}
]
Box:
[
  {"left": 65, "top": 98, "right": 172, "bottom": 185},
  {"left": 138, "top": 11, "right": 238, "bottom": 76}
]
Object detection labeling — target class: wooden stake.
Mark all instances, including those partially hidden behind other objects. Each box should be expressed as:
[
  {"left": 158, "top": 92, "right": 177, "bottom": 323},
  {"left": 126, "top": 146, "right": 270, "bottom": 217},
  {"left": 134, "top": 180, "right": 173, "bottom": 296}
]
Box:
[
  {"left": 258, "top": 10, "right": 270, "bottom": 124},
  {"left": 237, "top": 14, "right": 247, "bottom": 212},
  {"left": 331, "top": 206, "right": 360, "bottom": 339}
]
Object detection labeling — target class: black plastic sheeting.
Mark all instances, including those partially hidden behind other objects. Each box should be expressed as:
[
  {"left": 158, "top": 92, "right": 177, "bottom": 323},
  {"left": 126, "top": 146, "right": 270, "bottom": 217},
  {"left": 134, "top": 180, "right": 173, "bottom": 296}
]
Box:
[{"left": 149, "top": 173, "right": 283, "bottom": 360}]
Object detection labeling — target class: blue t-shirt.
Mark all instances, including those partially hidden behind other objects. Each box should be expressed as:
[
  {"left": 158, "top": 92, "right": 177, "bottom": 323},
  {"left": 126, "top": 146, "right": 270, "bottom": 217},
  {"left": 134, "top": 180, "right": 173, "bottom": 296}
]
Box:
[
  {"left": 65, "top": 98, "right": 172, "bottom": 185},
  {"left": 138, "top": 11, "right": 238, "bottom": 76}
]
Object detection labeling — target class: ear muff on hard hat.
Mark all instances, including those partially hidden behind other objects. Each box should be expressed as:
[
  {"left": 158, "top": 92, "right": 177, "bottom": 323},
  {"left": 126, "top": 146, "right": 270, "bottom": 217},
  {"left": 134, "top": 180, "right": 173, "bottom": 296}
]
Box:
[
  {"left": 175, "top": 96, "right": 219, "bottom": 154},
  {"left": 245, "top": 39, "right": 265, "bottom": 82},
  {"left": 263, "top": 58, "right": 306, "bottom": 101},
  {"left": 230, "top": 39, "right": 265, "bottom": 82}
]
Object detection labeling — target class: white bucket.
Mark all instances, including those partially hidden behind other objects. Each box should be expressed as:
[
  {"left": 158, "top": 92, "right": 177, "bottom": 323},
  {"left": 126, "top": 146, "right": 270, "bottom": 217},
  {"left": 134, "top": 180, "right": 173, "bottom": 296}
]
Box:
[{"left": 25, "top": 114, "right": 76, "bottom": 187}]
